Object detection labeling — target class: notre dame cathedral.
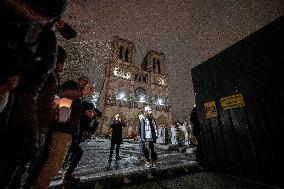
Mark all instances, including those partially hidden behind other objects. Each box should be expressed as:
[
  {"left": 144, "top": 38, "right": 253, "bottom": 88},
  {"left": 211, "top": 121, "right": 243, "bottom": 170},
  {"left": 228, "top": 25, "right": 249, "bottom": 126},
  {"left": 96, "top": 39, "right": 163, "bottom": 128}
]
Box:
[{"left": 98, "top": 36, "right": 172, "bottom": 137}]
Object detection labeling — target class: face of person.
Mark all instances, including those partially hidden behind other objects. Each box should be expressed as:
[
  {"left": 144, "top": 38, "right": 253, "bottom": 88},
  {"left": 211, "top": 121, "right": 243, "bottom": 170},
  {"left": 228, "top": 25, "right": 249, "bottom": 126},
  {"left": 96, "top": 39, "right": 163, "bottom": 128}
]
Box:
[
  {"left": 146, "top": 110, "right": 152, "bottom": 115},
  {"left": 115, "top": 114, "right": 120, "bottom": 120},
  {"left": 78, "top": 77, "right": 89, "bottom": 89}
]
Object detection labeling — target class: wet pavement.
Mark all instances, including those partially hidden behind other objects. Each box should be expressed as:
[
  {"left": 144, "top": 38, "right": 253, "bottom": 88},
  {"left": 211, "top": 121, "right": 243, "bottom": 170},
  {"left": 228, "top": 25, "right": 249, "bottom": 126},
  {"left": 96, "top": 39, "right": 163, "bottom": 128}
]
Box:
[
  {"left": 49, "top": 138, "right": 279, "bottom": 189},
  {"left": 50, "top": 138, "right": 199, "bottom": 188},
  {"left": 123, "top": 172, "right": 279, "bottom": 189}
]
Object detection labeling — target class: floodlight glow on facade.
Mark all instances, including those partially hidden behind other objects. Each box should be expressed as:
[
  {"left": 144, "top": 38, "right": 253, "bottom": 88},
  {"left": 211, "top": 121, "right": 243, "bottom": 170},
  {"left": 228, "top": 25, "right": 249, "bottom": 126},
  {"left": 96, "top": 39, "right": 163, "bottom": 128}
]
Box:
[
  {"left": 116, "top": 92, "right": 125, "bottom": 100},
  {"left": 139, "top": 95, "right": 145, "bottom": 103},
  {"left": 157, "top": 98, "right": 164, "bottom": 105}
]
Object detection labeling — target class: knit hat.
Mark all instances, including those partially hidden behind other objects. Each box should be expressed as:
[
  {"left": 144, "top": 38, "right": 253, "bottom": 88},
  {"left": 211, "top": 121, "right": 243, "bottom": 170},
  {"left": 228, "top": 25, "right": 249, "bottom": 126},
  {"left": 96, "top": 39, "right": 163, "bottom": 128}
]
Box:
[
  {"left": 144, "top": 106, "right": 151, "bottom": 112},
  {"left": 82, "top": 101, "right": 94, "bottom": 111},
  {"left": 60, "top": 80, "right": 80, "bottom": 91}
]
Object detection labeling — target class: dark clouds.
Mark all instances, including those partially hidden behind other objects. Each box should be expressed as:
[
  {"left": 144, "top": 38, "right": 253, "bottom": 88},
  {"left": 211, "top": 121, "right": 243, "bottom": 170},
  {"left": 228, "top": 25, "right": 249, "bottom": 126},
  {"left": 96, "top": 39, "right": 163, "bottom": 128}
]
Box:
[{"left": 62, "top": 0, "right": 284, "bottom": 121}]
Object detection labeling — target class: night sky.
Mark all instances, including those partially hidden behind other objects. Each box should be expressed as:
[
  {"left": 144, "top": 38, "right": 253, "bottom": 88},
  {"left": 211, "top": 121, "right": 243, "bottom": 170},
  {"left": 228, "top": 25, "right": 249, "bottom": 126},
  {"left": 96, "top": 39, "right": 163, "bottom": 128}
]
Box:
[{"left": 61, "top": 0, "right": 284, "bottom": 121}]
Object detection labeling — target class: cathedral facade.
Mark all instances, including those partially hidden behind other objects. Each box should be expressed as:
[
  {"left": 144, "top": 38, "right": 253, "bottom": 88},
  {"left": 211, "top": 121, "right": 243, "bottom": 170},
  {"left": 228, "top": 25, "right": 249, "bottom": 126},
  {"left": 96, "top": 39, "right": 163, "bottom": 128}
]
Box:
[{"left": 98, "top": 36, "right": 172, "bottom": 137}]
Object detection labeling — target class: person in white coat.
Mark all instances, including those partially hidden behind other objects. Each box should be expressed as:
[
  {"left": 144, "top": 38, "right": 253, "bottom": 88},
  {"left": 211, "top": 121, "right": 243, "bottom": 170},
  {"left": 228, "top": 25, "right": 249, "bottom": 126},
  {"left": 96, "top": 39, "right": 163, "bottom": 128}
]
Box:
[
  {"left": 171, "top": 122, "right": 178, "bottom": 144},
  {"left": 182, "top": 121, "right": 190, "bottom": 146}
]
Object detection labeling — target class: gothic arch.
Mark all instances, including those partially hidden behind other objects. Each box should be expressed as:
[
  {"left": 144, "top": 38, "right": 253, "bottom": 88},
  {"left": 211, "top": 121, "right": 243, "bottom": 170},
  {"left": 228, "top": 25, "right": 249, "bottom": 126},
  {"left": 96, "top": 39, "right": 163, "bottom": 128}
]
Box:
[
  {"left": 157, "top": 59, "right": 161, "bottom": 73},
  {"left": 125, "top": 48, "right": 129, "bottom": 62},
  {"left": 119, "top": 46, "right": 123, "bottom": 60},
  {"left": 153, "top": 58, "right": 156, "bottom": 73}
]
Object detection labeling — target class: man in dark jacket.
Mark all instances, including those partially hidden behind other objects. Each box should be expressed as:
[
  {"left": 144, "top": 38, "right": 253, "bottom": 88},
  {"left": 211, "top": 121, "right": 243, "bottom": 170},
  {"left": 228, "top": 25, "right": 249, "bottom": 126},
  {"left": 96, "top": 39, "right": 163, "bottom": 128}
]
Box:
[
  {"left": 137, "top": 106, "right": 158, "bottom": 168},
  {"left": 61, "top": 101, "right": 102, "bottom": 184},
  {"left": 108, "top": 113, "right": 125, "bottom": 162}
]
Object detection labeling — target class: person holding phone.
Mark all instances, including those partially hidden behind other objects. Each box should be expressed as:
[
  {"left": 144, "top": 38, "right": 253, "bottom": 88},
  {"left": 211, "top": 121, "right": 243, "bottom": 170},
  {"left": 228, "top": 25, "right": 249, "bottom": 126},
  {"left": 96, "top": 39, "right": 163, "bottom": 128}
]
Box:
[{"left": 108, "top": 113, "right": 125, "bottom": 162}]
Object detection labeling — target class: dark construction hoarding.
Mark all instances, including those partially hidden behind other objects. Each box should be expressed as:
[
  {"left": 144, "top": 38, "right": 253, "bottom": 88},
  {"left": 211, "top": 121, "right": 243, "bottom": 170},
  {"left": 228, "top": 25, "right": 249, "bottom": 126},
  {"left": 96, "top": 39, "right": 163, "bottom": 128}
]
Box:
[{"left": 191, "top": 16, "right": 284, "bottom": 187}]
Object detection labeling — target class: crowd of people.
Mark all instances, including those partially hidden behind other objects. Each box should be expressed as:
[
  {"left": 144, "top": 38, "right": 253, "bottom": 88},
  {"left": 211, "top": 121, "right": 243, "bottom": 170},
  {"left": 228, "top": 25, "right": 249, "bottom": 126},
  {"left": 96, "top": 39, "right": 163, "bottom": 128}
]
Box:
[
  {"left": 156, "top": 121, "right": 197, "bottom": 146},
  {"left": 0, "top": 1, "right": 103, "bottom": 188},
  {"left": 107, "top": 106, "right": 199, "bottom": 169},
  {"left": 107, "top": 106, "right": 159, "bottom": 168},
  {"left": 0, "top": 1, "right": 202, "bottom": 188}
]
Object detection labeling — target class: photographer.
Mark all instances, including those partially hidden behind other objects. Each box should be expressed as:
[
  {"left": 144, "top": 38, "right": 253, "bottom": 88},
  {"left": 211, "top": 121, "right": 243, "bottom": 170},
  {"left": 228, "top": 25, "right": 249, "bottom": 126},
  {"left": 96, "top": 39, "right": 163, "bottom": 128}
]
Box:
[
  {"left": 61, "top": 101, "right": 102, "bottom": 184},
  {"left": 108, "top": 113, "right": 125, "bottom": 163}
]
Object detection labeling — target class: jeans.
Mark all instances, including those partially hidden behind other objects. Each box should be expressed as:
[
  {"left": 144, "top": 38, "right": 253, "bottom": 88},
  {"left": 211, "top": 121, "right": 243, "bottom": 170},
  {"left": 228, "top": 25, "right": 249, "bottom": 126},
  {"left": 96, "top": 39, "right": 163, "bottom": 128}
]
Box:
[{"left": 142, "top": 141, "right": 157, "bottom": 162}]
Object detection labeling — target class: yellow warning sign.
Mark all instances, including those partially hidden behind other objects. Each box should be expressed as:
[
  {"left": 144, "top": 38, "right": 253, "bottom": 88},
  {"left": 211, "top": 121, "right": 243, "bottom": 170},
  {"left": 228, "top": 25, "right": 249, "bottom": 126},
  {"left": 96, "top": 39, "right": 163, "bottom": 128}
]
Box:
[
  {"left": 204, "top": 101, "right": 218, "bottom": 118},
  {"left": 220, "top": 93, "right": 245, "bottom": 110}
]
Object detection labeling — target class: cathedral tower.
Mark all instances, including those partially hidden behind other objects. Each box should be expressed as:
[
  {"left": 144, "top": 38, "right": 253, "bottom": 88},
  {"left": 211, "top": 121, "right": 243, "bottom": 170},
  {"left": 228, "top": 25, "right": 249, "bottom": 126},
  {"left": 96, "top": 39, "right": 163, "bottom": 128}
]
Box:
[{"left": 98, "top": 37, "right": 172, "bottom": 138}]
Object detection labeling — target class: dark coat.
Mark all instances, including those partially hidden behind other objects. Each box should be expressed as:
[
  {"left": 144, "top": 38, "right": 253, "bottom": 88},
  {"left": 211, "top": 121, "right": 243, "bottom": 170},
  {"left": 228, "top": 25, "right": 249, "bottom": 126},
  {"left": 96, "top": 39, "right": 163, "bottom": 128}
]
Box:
[
  {"left": 38, "top": 72, "right": 59, "bottom": 132},
  {"left": 79, "top": 103, "right": 101, "bottom": 141},
  {"left": 164, "top": 128, "right": 169, "bottom": 143},
  {"left": 110, "top": 120, "right": 125, "bottom": 144},
  {"left": 137, "top": 118, "right": 145, "bottom": 142}
]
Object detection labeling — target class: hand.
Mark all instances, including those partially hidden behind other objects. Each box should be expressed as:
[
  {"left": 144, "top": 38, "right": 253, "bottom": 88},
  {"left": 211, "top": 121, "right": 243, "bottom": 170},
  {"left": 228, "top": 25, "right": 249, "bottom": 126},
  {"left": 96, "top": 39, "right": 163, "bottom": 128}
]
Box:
[{"left": 54, "top": 19, "right": 65, "bottom": 30}]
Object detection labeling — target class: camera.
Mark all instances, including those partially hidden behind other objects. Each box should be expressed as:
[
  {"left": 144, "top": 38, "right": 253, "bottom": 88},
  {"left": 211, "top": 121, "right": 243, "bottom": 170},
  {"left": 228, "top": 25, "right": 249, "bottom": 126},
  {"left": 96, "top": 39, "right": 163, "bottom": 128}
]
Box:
[{"left": 55, "top": 20, "right": 77, "bottom": 40}]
